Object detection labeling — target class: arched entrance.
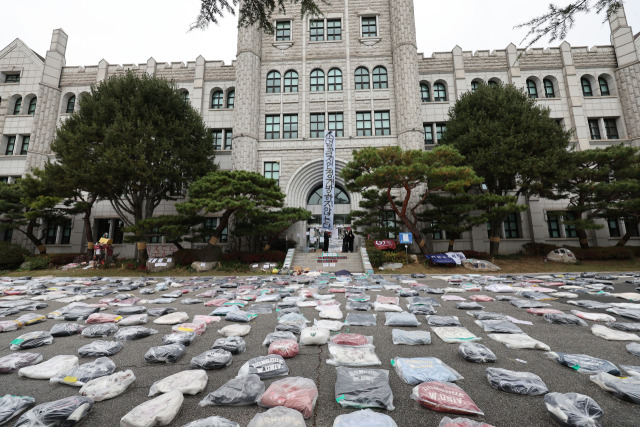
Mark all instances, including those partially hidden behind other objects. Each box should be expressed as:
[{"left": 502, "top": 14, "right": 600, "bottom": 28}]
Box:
[{"left": 305, "top": 184, "right": 352, "bottom": 251}]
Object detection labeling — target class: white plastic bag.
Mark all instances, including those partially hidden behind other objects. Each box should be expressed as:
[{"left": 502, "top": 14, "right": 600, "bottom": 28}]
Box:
[
  {"left": 571, "top": 310, "right": 616, "bottom": 322},
  {"left": 488, "top": 333, "right": 550, "bottom": 351},
  {"left": 153, "top": 312, "right": 189, "bottom": 325},
  {"left": 149, "top": 369, "right": 208, "bottom": 396},
  {"left": 218, "top": 324, "right": 251, "bottom": 337},
  {"left": 118, "top": 314, "right": 148, "bottom": 326},
  {"left": 79, "top": 370, "right": 136, "bottom": 401},
  {"left": 182, "top": 416, "right": 239, "bottom": 427},
  {"left": 392, "top": 329, "right": 431, "bottom": 345},
  {"left": 247, "top": 406, "right": 306, "bottom": 427},
  {"left": 392, "top": 357, "right": 463, "bottom": 385},
  {"left": 373, "top": 303, "right": 403, "bottom": 312},
  {"left": 326, "top": 343, "right": 382, "bottom": 367},
  {"left": 319, "top": 308, "right": 344, "bottom": 320},
  {"left": 333, "top": 409, "right": 398, "bottom": 427},
  {"left": 120, "top": 390, "right": 184, "bottom": 427},
  {"left": 18, "top": 355, "right": 79, "bottom": 379},
  {"left": 300, "top": 327, "right": 331, "bottom": 345},
  {"left": 591, "top": 324, "right": 640, "bottom": 341},
  {"left": 431, "top": 327, "right": 481, "bottom": 343},
  {"left": 313, "top": 319, "right": 344, "bottom": 331}
]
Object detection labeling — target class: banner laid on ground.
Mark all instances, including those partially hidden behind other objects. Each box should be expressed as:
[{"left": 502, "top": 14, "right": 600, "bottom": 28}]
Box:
[{"left": 322, "top": 130, "right": 336, "bottom": 231}]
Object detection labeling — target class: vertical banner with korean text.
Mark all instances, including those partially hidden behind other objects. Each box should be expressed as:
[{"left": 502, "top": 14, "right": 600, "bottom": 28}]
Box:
[{"left": 322, "top": 130, "right": 336, "bottom": 231}]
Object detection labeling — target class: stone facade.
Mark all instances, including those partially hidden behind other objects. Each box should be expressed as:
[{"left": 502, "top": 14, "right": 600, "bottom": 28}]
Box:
[{"left": 1, "top": 1, "right": 639, "bottom": 256}]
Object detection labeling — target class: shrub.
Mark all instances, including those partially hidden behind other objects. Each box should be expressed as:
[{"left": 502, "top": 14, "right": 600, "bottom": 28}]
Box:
[
  {"left": 48, "top": 253, "right": 84, "bottom": 266},
  {"left": 460, "top": 250, "right": 491, "bottom": 259},
  {"left": 221, "top": 251, "right": 286, "bottom": 264},
  {"left": 382, "top": 251, "right": 408, "bottom": 264},
  {"left": 0, "top": 242, "right": 30, "bottom": 270},
  {"left": 521, "top": 242, "right": 560, "bottom": 256},
  {"left": 172, "top": 246, "right": 222, "bottom": 266},
  {"left": 18, "top": 255, "right": 51, "bottom": 271},
  {"left": 568, "top": 246, "right": 634, "bottom": 261}
]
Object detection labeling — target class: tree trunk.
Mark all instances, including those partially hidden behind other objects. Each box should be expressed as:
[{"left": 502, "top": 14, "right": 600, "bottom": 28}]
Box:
[
  {"left": 136, "top": 241, "right": 148, "bottom": 263},
  {"left": 208, "top": 210, "right": 233, "bottom": 247},
  {"left": 83, "top": 209, "right": 94, "bottom": 257},
  {"left": 24, "top": 220, "right": 46, "bottom": 254},
  {"left": 447, "top": 240, "right": 455, "bottom": 252},
  {"left": 489, "top": 227, "right": 501, "bottom": 257},
  {"left": 616, "top": 229, "right": 633, "bottom": 247},
  {"left": 577, "top": 229, "right": 590, "bottom": 249},
  {"left": 403, "top": 222, "right": 429, "bottom": 256}
]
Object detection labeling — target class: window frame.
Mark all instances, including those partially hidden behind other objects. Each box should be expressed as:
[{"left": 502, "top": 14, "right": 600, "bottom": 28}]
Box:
[
  {"left": 543, "top": 79, "right": 556, "bottom": 98},
  {"left": 310, "top": 113, "right": 325, "bottom": 138},
  {"left": 588, "top": 119, "right": 601, "bottom": 140},
  {"left": 5, "top": 136, "right": 16, "bottom": 155},
  {"left": 374, "top": 110, "right": 390, "bottom": 136},
  {"left": 265, "top": 115, "right": 281, "bottom": 139},
  {"left": 420, "top": 83, "right": 430, "bottom": 102},
  {"left": 607, "top": 218, "right": 621, "bottom": 238},
  {"left": 354, "top": 67, "right": 370, "bottom": 90},
  {"left": 581, "top": 77, "right": 593, "bottom": 97},
  {"left": 526, "top": 79, "right": 538, "bottom": 99},
  {"left": 275, "top": 20, "right": 292, "bottom": 41},
  {"left": 433, "top": 82, "right": 447, "bottom": 101},
  {"left": 226, "top": 90, "right": 235, "bottom": 108},
  {"left": 503, "top": 213, "right": 521, "bottom": 239},
  {"left": 282, "top": 114, "right": 298, "bottom": 139},
  {"left": 372, "top": 66, "right": 388, "bottom": 89},
  {"left": 327, "top": 68, "right": 343, "bottom": 91},
  {"left": 598, "top": 77, "right": 610, "bottom": 96},
  {"left": 563, "top": 212, "right": 578, "bottom": 238},
  {"left": 224, "top": 129, "right": 233, "bottom": 150},
  {"left": 264, "top": 161, "right": 280, "bottom": 186},
  {"left": 283, "top": 70, "right": 298, "bottom": 93},
  {"left": 266, "top": 71, "right": 282, "bottom": 93},
  {"left": 310, "top": 69, "right": 325, "bottom": 92},
  {"left": 210, "top": 90, "right": 224, "bottom": 109},
  {"left": 356, "top": 111, "right": 372, "bottom": 136},
  {"left": 547, "top": 213, "right": 561, "bottom": 238},
  {"left": 328, "top": 112, "right": 344, "bottom": 137},
  {"left": 211, "top": 129, "right": 224, "bottom": 150},
  {"left": 604, "top": 118, "right": 619, "bottom": 139},
  {"left": 66, "top": 95, "right": 75, "bottom": 113},
  {"left": 203, "top": 218, "right": 228, "bottom": 243},
  {"left": 27, "top": 97, "right": 36, "bottom": 115},
  {"left": 310, "top": 19, "right": 324, "bottom": 41},
  {"left": 4, "top": 73, "right": 20, "bottom": 83},
  {"left": 13, "top": 97, "right": 21, "bottom": 115},
  {"left": 361, "top": 16, "right": 378, "bottom": 37},
  {"left": 423, "top": 123, "right": 434, "bottom": 146},
  {"left": 435, "top": 123, "right": 446, "bottom": 142},
  {"left": 19, "top": 135, "right": 29, "bottom": 155},
  {"left": 327, "top": 19, "right": 342, "bottom": 41}
]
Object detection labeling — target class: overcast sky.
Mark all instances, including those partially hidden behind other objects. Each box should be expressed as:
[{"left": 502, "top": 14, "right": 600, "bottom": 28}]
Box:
[{"left": 3, "top": 0, "right": 639, "bottom": 66}]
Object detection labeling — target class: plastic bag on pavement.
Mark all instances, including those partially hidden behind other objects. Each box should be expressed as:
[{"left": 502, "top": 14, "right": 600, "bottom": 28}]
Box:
[
  {"left": 589, "top": 372, "right": 640, "bottom": 404},
  {"left": 86, "top": 313, "right": 122, "bottom": 324},
  {"left": 475, "top": 319, "right": 523, "bottom": 334},
  {"left": 469, "top": 311, "right": 506, "bottom": 321},
  {"left": 218, "top": 324, "right": 251, "bottom": 337},
  {"left": 120, "top": 390, "right": 183, "bottom": 427},
  {"left": 173, "top": 322, "right": 206, "bottom": 336},
  {"left": 488, "top": 333, "right": 550, "bottom": 350},
  {"left": 546, "top": 352, "right": 621, "bottom": 375},
  {"left": 571, "top": 310, "right": 616, "bottom": 322},
  {"left": 81, "top": 323, "right": 118, "bottom": 338},
  {"left": 247, "top": 406, "right": 306, "bottom": 427},
  {"left": 622, "top": 365, "right": 640, "bottom": 377},
  {"left": 49, "top": 323, "right": 84, "bottom": 337},
  {"left": 335, "top": 366, "right": 394, "bottom": 410},
  {"left": 0, "top": 320, "right": 22, "bottom": 333},
  {"left": 50, "top": 357, "right": 116, "bottom": 386},
  {"left": 427, "top": 316, "right": 461, "bottom": 327},
  {"left": 0, "top": 353, "right": 43, "bottom": 374},
  {"left": 627, "top": 342, "right": 640, "bottom": 356},
  {"left": 13, "top": 396, "right": 94, "bottom": 427},
  {"left": 225, "top": 310, "right": 256, "bottom": 323},
  {"left": 118, "top": 314, "right": 148, "bottom": 326},
  {"left": 0, "top": 395, "right": 35, "bottom": 425},
  {"left": 439, "top": 417, "right": 496, "bottom": 427},
  {"left": 431, "top": 327, "right": 481, "bottom": 343},
  {"left": 269, "top": 339, "right": 299, "bottom": 358},
  {"left": 592, "top": 324, "right": 640, "bottom": 341},
  {"left": 211, "top": 306, "right": 241, "bottom": 317},
  {"left": 18, "top": 355, "right": 79, "bottom": 379},
  {"left": 409, "top": 304, "right": 437, "bottom": 315},
  {"left": 313, "top": 319, "right": 344, "bottom": 331},
  {"left": 300, "top": 326, "right": 331, "bottom": 345},
  {"left": 147, "top": 307, "right": 176, "bottom": 317},
  {"left": 182, "top": 416, "right": 240, "bottom": 427},
  {"left": 114, "top": 326, "right": 158, "bottom": 341},
  {"left": 392, "top": 357, "right": 462, "bottom": 385},
  {"left": 373, "top": 303, "right": 403, "bottom": 312},
  {"left": 331, "top": 333, "right": 373, "bottom": 346},
  {"left": 163, "top": 331, "right": 197, "bottom": 346},
  {"left": 345, "top": 313, "right": 377, "bottom": 326},
  {"left": 486, "top": 367, "right": 549, "bottom": 395},
  {"left": 258, "top": 376, "right": 318, "bottom": 418},
  {"left": 346, "top": 302, "right": 373, "bottom": 311},
  {"left": 262, "top": 331, "right": 296, "bottom": 347},
  {"left": 608, "top": 308, "right": 640, "bottom": 321},
  {"left": 212, "top": 336, "right": 246, "bottom": 354},
  {"left": 16, "top": 313, "right": 46, "bottom": 326},
  {"left": 458, "top": 342, "right": 497, "bottom": 363},
  {"left": 199, "top": 374, "right": 265, "bottom": 406},
  {"left": 457, "top": 302, "right": 484, "bottom": 310},
  {"left": 411, "top": 381, "right": 483, "bottom": 415},
  {"left": 608, "top": 322, "right": 640, "bottom": 332},
  {"left": 153, "top": 311, "right": 189, "bottom": 325},
  {"left": 193, "top": 314, "right": 220, "bottom": 325},
  {"left": 319, "top": 308, "right": 344, "bottom": 320},
  {"left": 391, "top": 329, "right": 431, "bottom": 345},
  {"left": 79, "top": 370, "right": 136, "bottom": 401},
  {"left": 238, "top": 355, "right": 290, "bottom": 379},
  {"left": 145, "top": 343, "right": 186, "bottom": 363},
  {"left": 191, "top": 349, "right": 233, "bottom": 370},
  {"left": 10, "top": 331, "right": 53, "bottom": 350},
  {"left": 149, "top": 369, "right": 208, "bottom": 396},
  {"left": 544, "top": 392, "right": 604, "bottom": 427},
  {"left": 384, "top": 312, "right": 420, "bottom": 327},
  {"left": 78, "top": 340, "right": 123, "bottom": 357},
  {"left": 544, "top": 313, "right": 588, "bottom": 326},
  {"left": 332, "top": 409, "right": 398, "bottom": 427},
  {"left": 527, "top": 308, "right": 563, "bottom": 316},
  {"left": 327, "top": 343, "right": 382, "bottom": 367},
  {"left": 510, "top": 299, "right": 550, "bottom": 309}
]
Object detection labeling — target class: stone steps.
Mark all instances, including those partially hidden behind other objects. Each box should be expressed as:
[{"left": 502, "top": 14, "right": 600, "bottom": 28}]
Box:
[{"left": 290, "top": 252, "right": 365, "bottom": 273}]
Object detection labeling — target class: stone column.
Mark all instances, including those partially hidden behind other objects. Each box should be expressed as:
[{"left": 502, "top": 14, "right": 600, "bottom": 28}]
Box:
[
  {"left": 559, "top": 42, "right": 591, "bottom": 151},
  {"left": 232, "top": 14, "right": 262, "bottom": 172},
  {"left": 389, "top": 0, "right": 423, "bottom": 151}
]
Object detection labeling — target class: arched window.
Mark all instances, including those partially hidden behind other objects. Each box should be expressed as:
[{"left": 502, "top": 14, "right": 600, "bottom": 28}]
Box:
[
  {"left": 181, "top": 91, "right": 190, "bottom": 104},
  {"left": 471, "top": 81, "right": 480, "bottom": 93},
  {"left": 284, "top": 70, "right": 298, "bottom": 93},
  {"left": 307, "top": 185, "right": 350, "bottom": 205},
  {"left": 66, "top": 95, "right": 76, "bottom": 114},
  {"left": 266, "top": 71, "right": 281, "bottom": 93},
  {"left": 13, "top": 97, "right": 22, "bottom": 115},
  {"left": 226, "top": 90, "right": 235, "bottom": 108},
  {"left": 581, "top": 77, "right": 593, "bottom": 97},
  {"left": 355, "top": 67, "right": 370, "bottom": 90},
  {"left": 433, "top": 82, "right": 447, "bottom": 101},
  {"left": 327, "top": 68, "right": 342, "bottom": 91},
  {"left": 420, "top": 83, "right": 430, "bottom": 102},
  {"left": 211, "top": 90, "right": 224, "bottom": 108},
  {"left": 27, "top": 97, "right": 37, "bottom": 115},
  {"left": 526, "top": 79, "right": 538, "bottom": 99},
  {"left": 598, "top": 77, "right": 610, "bottom": 96},
  {"left": 310, "top": 69, "right": 325, "bottom": 92},
  {"left": 543, "top": 79, "right": 555, "bottom": 98},
  {"left": 488, "top": 80, "right": 499, "bottom": 87},
  {"left": 372, "top": 66, "right": 388, "bottom": 89}
]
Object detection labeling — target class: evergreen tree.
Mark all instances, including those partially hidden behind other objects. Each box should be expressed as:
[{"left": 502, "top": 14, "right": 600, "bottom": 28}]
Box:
[{"left": 348, "top": 189, "right": 399, "bottom": 240}]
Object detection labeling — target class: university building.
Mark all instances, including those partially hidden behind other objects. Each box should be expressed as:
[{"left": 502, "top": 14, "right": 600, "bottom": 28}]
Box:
[{"left": 1, "top": 0, "right": 639, "bottom": 257}]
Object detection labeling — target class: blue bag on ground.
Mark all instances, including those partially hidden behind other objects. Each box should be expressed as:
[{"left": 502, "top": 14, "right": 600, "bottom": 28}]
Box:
[{"left": 391, "top": 357, "right": 462, "bottom": 385}]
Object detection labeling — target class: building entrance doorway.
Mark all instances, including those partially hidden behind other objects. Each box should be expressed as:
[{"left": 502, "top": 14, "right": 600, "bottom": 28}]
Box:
[{"left": 305, "top": 185, "right": 352, "bottom": 252}]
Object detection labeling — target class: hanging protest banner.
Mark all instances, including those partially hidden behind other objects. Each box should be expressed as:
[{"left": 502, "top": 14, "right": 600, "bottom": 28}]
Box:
[{"left": 322, "top": 130, "right": 336, "bottom": 231}]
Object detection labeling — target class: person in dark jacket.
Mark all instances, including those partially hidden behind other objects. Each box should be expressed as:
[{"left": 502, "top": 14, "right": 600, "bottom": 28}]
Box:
[
  {"left": 347, "top": 230, "right": 355, "bottom": 252},
  {"left": 323, "top": 231, "right": 330, "bottom": 252},
  {"left": 342, "top": 231, "right": 349, "bottom": 253}
]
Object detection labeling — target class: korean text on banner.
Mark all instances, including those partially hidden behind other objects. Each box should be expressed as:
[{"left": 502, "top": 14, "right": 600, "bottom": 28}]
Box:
[{"left": 322, "top": 130, "right": 336, "bottom": 231}]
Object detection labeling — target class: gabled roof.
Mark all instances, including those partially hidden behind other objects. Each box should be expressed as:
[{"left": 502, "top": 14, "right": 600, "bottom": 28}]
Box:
[{"left": 0, "top": 38, "right": 46, "bottom": 69}]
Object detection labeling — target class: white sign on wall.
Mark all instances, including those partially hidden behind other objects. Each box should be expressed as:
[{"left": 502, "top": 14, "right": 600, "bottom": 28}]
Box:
[{"left": 322, "top": 130, "right": 336, "bottom": 231}]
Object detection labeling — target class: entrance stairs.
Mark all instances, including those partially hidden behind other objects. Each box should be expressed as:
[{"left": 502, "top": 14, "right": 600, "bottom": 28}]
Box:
[{"left": 290, "top": 251, "right": 365, "bottom": 273}]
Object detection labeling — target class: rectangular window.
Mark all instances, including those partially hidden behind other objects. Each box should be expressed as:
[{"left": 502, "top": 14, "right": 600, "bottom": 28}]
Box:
[
  {"left": 276, "top": 21, "right": 291, "bottom": 41},
  {"left": 327, "top": 19, "right": 342, "bottom": 41},
  {"left": 310, "top": 113, "right": 325, "bottom": 138},
  {"left": 564, "top": 212, "right": 578, "bottom": 238},
  {"left": 328, "top": 112, "right": 344, "bottom": 137},
  {"left": 203, "top": 218, "right": 228, "bottom": 243},
  {"left": 5, "top": 136, "right": 16, "bottom": 155},
  {"left": 95, "top": 218, "right": 124, "bottom": 244},
  {"left": 624, "top": 218, "right": 639, "bottom": 237},
  {"left": 0, "top": 177, "right": 8, "bottom": 183},
  {"left": 361, "top": 17, "right": 377, "bottom": 37},
  {"left": 381, "top": 210, "right": 397, "bottom": 239},
  {"left": 604, "top": 118, "right": 619, "bottom": 139},
  {"left": 356, "top": 111, "right": 372, "bottom": 136},
  {"left": 436, "top": 123, "right": 446, "bottom": 142},
  {"left": 224, "top": 129, "right": 233, "bottom": 150},
  {"left": 608, "top": 218, "right": 621, "bottom": 238},
  {"left": 265, "top": 115, "right": 280, "bottom": 139},
  {"left": 283, "top": 114, "right": 298, "bottom": 139},
  {"left": 504, "top": 213, "right": 521, "bottom": 238},
  {"left": 264, "top": 161, "right": 280, "bottom": 186},
  {"left": 60, "top": 221, "right": 72, "bottom": 245},
  {"left": 588, "top": 119, "right": 601, "bottom": 140},
  {"left": 374, "top": 111, "right": 390, "bottom": 136},
  {"left": 2, "top": 229, "right": 12, "bottom": 242},
  {"left": 4, "top": 74, "right": 20, "bottom": 83},
  {"left": 547, "top": 213, "right": 561, "bottom": 238},
  {"left": 432, "top": 222, "right": 443, "bottom": 240},
  {"left": 44, "top": 222, "right": 58, "bottom": 245},
  {"left": 20, "top": 136, "right": 29, "bottom": 155},
  {"left": 211, "top": 129, "right": 223, "bottom": 150},
  {"left": 424, "top": 123, "right": 434, "bottom": 146},
  {"left": 310, "top": 19, "right": 324, "bottom": 41},
  {"left": 149, "top": 227, "right": 162, "bottom": 244}
]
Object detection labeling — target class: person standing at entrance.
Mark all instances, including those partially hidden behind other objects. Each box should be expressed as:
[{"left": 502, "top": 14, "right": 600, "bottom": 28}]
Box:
[
  {"left": 347, "top": 229, "right": 355, "bottom": 253},
  {"left": 342, "top": 232, "right": 349, "bottom": 253},
  {"left": 323, "top": 231, "right": 330, "bottom": 252}
]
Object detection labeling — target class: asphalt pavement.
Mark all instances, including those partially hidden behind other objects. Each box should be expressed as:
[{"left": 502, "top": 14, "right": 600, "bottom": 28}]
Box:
[{"left": 1, "top": 272, "right": 640, "bottom": 427}]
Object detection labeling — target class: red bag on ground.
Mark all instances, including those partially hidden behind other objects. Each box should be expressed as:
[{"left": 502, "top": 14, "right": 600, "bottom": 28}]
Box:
[
  {"left": 330, "top": 333, "right": 370, "bottom": 346},
  {"left": 204, "top": 298, "right": 228, "bottom": 307},
  {"left": 268, "top": 339, "right": 299, "bottom": 358},
  {"left": 258, "top": 377, "right": 318, "bottom": 418},
  {"left": 86, "top": 313, "right": 122, "bottom": 324},
  {"left": 469, "top": 295, "right": 494, "bottom": 302},
  {"left": 411, "top": 381, "right": 484, "bottom": 416}
]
